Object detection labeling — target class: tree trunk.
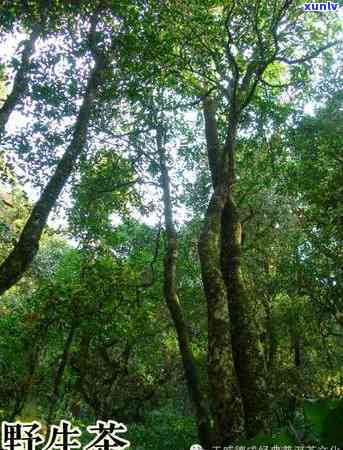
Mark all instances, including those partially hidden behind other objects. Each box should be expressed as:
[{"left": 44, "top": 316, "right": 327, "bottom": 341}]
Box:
[
  {"left": 221, "top": 196, "right": 270, "bottom": 437},
  {"left": 265, "top": 300, "right": 277, "bottom": 371},
  {"left": 293, "top": 332, "right": 302, "bottom": 368},
  {"left": 262, "top": 260, "right": 277, "bottom": 372},
  {"left": 71, "top": 334, "right": 103, "bottom": 418},
  {"left": 287, "top": 330, "right": 302, "bottom": 421},
  {"left": 0, "top": 0, "right": 52, "bottom": 139},
  {"left": 9, "top": 308, "right": 52, "bottom": 420},
  {"left": 198, "top": 98, "right": 245, "bottom": 445},
  {"left": 157, "top": 124, "right": 213, "bottom": 449},
  {"left": 9, "top": 345, "right": 40, "bottom": 421},
  {"left": 0, "top": 52, "right": 105, "bottom": 296},
  {"left": 46, "top": 325, "right": 76, "bottom": 426},
  {"left": 0, "top": 32, "right": 38, "bottom": 139}
]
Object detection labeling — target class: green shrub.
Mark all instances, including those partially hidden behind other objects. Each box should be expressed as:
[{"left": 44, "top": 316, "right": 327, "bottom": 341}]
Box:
[{"left": 127, "top": 407, "right": 197, "bottom": 450}]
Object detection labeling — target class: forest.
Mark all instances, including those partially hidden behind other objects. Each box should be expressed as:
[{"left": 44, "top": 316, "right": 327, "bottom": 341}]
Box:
[{"left": 0, "top": 1, "right": 342, "bottom": 449}]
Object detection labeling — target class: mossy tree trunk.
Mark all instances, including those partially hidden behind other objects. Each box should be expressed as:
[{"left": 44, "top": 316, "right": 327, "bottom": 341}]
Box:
[
  {"left": 198, "top": 97, "right": 245, "bottom": 445},
  {"left": 221, "top": 196, "right": 270, "bottom": 437}
]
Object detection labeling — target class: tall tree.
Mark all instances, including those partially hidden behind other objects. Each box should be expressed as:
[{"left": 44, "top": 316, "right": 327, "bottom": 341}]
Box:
[
  {"left": 146, "top": 0, "right": 341, "bottom": 441},
  {"left": 155, "top": 113, "right": 212, "bottom": 448},
  {"left": 0, "top": 13, "right": 105, "bottom": 295},
  {"left": 199, "top": 94, "right": 246, "bottom": 443}
]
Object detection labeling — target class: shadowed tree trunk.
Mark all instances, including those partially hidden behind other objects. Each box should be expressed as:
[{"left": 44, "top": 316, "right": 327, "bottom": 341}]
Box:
[
  {"left": 70, "top": 333, "right": 102, "bottom": 416},
  {"left": 156, "top": 123, "right": 213, "bottom": 449},
  {"left": 265, "top": 299, "right": 277, "bottom": 371},
  {"left": 0, "top": 38, "right": 105, "bottom": 296},
  {"left": 198, "top": 97, "right": 245, "bottom": 445},
  {"left": 46, "top": 324, "right": 76, "bottom": 426},
  {"left": 262, "top": 259, "right": 277, "bottom": 372},
  {"left": 9, "top": 305, "right": 53, "bottom": 420},
  {"left": 10, "top": 345, "right": 41, "bottom": 421},
  {"left": 288, "top": 325, "right": 303, "bottom": 421}
]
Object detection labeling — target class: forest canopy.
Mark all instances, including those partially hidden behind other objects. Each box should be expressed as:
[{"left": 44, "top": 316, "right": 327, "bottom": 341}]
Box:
[{"left": 0, "top": 1, "right": 342, "bottom": 449}]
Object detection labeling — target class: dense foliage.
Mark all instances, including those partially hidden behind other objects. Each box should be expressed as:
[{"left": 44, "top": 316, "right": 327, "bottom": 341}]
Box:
[{"left": 0, "top": 1, "right": 342, "bottom": 449}]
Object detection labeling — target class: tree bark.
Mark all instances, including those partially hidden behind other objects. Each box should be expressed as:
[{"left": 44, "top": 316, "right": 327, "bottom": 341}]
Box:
[
  {"left": 221, "top": 196, "right": 270, "bottom": 437},
  {"left": 198, "top": 97, "right": 245, "bottom": 445},
  {"left": 0, "top": 51, "right": 105, "bottom": 296},
  {"left": 157, "top": 124, "right": 213, "bottom": 449}
]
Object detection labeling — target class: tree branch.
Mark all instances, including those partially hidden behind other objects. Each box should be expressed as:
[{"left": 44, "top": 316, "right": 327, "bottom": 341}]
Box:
[
  {"left": 276, "top": 41, "right": 340, "bottom": 65},
  {"left": 260, "top": 78, "right": 305, "bottom": 89}
]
